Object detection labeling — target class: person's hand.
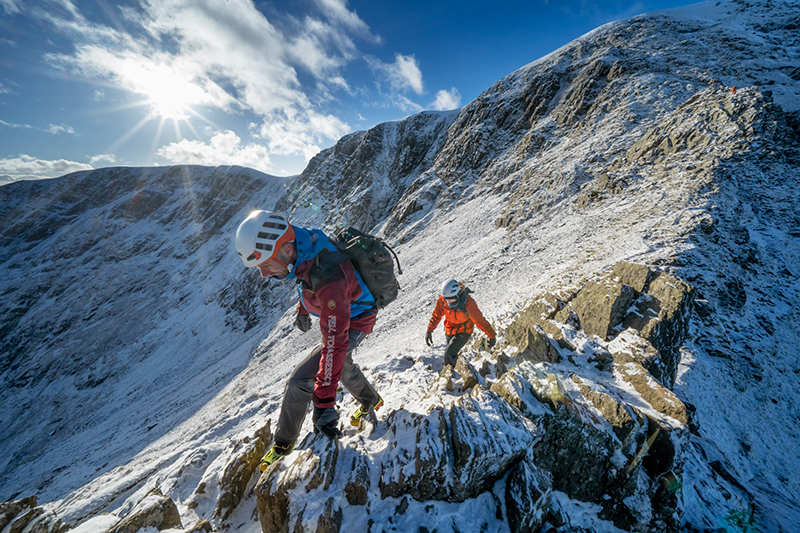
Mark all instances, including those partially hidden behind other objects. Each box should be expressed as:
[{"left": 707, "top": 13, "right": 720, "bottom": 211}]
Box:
[
  {"left": 294, "top": 312, "right": 311, "bottom": 332},
  {"left": 312, "top": 406, "right": 343, "bottom": 439},
  {"left": 487, "top": 337, "right": 497, "bottom": 349},
  {"left": 425, "top": 331, "right": 433, "bottom": 347}
]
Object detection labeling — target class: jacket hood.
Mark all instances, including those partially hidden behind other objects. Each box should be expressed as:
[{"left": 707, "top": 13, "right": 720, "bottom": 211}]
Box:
[{"left": 284, "top": 226, "right": 333, "bottom": 280}]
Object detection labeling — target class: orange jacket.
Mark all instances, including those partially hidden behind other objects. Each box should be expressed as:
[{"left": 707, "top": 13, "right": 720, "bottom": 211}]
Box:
[{"left": 427, "top": 295, "right": 496, "bottom": 338}]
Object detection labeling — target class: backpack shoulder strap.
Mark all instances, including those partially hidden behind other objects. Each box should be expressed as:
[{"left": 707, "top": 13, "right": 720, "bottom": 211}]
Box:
[{"left": 306, "top": 249, "right": 349, "bottom": 292}]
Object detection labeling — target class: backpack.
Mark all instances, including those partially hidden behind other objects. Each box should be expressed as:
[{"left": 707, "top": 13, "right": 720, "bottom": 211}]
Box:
[{"left": 314, "top": 227, "right": 402, "bottom": 310}]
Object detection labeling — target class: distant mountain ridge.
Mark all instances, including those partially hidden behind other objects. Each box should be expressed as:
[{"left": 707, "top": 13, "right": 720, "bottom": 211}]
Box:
[{"left": 1, "top": 0, "right": 799, "bottom": 532}]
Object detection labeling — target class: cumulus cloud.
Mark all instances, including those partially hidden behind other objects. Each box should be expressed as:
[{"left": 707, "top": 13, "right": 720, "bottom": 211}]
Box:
[
  {"left": 89, "top": 153, "right": 118, "bottom": 165},
  {"left": 378, "top": 53, "right": 424, "bottom": 95},
  {"left": 251, "top": 109, "right": 351, "bottom": 160},
  {"left": 0, "top": 154, "right": 93, "bottom": 180},
  {"left": 37, "top": 0, "right": 390, "bottom": 163},
  {"left": 25, "top": 0, "right": 444, "bottom": 170},
  {"left": 430, "top": 88, "right": 462, "bottom": 111},
  {"left": 155, "top": 130, "right": 272, "bottom": 172}
]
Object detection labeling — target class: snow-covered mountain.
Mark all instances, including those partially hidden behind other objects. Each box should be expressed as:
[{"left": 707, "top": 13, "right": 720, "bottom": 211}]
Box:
[{"left": 2, "top": 0, "right": 799, "bottom": 532}]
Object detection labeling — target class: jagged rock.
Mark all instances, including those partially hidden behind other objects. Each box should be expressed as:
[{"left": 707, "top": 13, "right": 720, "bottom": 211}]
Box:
[
  {"left": 438, "top": 364, "right": 459, "bottom": 392},
  {"left": 254, "top": 441, "right": 340, "bottom": 533},
  {"left": 530, "top": 408, "right": 616, "bottom": 502},
  {"left": 517, "top": 324, "right": 560, "bottom": 364},
  {"left": 571, "top": 273, "right": 635, "bottom": 340},
  {"left": 505, "top": 455, "right": 553, "bottom": 533},
  {"left": 607, "top": 329, "right": 661, "bottom": 376},
  {"left": 612, "top": 261, "right": 652, "bottom": 293},
  {"left": 379, "top": 407, "right": 451, "bottom": 501},
  {"left": 1, "top": 496, "right": 37, "bottom": 530},
  {"left": 343, "top": 452, "right": 371, "bottom": 506},
  {"left": 495, "top": 352, "right": 512, "bottom": 377},
  {"left": 3, "top": 507, "right": 45, "bottom": 533},
  {"left": 0, "top": 497, "right": 69, "bottom": 533},
  {"left": 315, "top": 497, "right": 342, "bottom": 533},
  {"left": 571, "top": 375, "right": 646, "bottom": 447},
  {"left": 633, "top": 272, "right": 695, "bottom": 387},
  {"left": 506, "top": 294, "right": 562, "bottom": 340},
  {"left": 553, "top": 303, "right": 579, "bottom": 327},
  {"left": 454, "top": 356, "right": 480, "bottom": 390},
  {"left": 16, "top": 509, "right": 70, "bottom": 533},
  {"left": 107, "top": 488, "right": 182, "bottom": 533},
  {"left": 213, "top": 421, "right": 272, "bottom": 520},
  {"left": 489, "top": 362, "right": 553, "bottom": 420},
  {"left": 449, "top": 386, "right": 538, "bottom": 501},
  {"left": 615, "top": 362, "right": 688, "bottom": 425},
  {"left": 185, "top": 518, "right": 213, "bottom": 533}
]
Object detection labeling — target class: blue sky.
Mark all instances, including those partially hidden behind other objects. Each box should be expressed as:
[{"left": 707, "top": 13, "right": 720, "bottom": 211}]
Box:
[{"left": 0, "top": 0, "right": 700, "bottom": 182}]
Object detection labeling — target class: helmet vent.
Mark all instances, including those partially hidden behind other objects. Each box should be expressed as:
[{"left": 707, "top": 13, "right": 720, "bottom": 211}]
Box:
[
  {"left": 257, "top": 231, "right": 280, "bottom": 240},
  {"left": 262, "top": 222, "right": 287, "bottom": 230},
  {"left": 255, "top": 242, "right": 274, "bottom": 251}
]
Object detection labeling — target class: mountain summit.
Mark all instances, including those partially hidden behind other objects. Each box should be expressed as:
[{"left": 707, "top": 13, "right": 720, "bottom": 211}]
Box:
[{"left": 1, "top": 0, "right": 799, "bottom": 532}]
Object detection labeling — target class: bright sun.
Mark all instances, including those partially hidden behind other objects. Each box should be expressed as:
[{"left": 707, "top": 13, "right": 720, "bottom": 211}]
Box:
[{"left": 129, "top": 63, "right": 205, "bottom": 121}]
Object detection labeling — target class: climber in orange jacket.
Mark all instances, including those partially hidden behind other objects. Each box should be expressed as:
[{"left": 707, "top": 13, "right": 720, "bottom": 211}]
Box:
[{"left": 426, "top": 279, "right": 497, "bottom": 367}]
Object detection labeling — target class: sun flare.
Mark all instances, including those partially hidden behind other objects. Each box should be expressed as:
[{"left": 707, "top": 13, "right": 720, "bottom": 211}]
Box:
[{"left": 128, "top": 63, "right": 205, "bottom": 121}]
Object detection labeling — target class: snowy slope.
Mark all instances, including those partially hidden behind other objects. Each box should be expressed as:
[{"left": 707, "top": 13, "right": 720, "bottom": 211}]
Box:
[{"left": 1, "top": 0, "right": 799, "bottom": 532}]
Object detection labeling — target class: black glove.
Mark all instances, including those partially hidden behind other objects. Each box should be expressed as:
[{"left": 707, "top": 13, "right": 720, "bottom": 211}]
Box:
[
  {"left": 294, "top": 312, "right": 311, "bottom": 332},
  {"left": 425, "top": 331, "right": 433, "bottom": 347},
  {"left": 488, "top": 337, "right": 497, "bottom": 349},
  {"left": 312, "top": 406, "right": 343, "bottom": 439}
]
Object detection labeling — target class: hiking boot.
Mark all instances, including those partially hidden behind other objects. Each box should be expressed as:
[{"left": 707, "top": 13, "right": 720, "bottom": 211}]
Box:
[
  {"left": 259, "top": 441, "right": 294, "bottom": 471},
  {"left": 350, "top": 395, "right": 384, "bottom": 427}
]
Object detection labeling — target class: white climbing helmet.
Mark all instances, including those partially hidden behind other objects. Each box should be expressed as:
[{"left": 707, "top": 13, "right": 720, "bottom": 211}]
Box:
[
  {"left": 235, "top": 210, "right": 295, "bottom": 268},
  {"left": 441, "top": 279, "right": 462, "bottom": 299}
]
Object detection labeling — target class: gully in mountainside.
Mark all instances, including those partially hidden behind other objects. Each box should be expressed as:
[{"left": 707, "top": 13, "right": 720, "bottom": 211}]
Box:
[
  {"left": 426, "top": 279, "right": 497, "bottom": 368},
  {"left": 234, "top": 210, "right": 383, "bottom": 468}
]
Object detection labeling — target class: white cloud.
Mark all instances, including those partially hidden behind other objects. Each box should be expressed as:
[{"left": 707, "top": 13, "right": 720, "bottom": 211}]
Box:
[
  {"left": 47, "top": 123, "right": 77, "bottom": 135},
  {"left": 1, "top": 119, "right": 78, "bottom": 135},
  {"left": 89, "top": 153, "right": 117, "bottom": 165},
  {"left": 29, "top": 0, "right": 435, "bottom": 166},
  {"left": 430, "top": 88, "right": 462, "bottom": 111},
  {"left": 0, "top": 154, "right": 92, "bottom": 179},
  {"left": 0, "top": 82, "right": 11, "bottom": 94},
  {"left": 0, "top": 0, "right": 22, "bottom": 15},
  {"left": 385, "top": 54, "right": 424, "bottom": 94},
  {"left": 390, "top": 94, "right": 425, "bottom": 114},
  {"left": 314, "top": 0, "right": 376, "bottom": 40},
  {"left": 251, "top": 109, "right": 350, "bottom": 160},
  {"left": 0, "top": 119, "right": 33, "bottom": 129},
  {"left": 37, "top": 0, "right": 383, "bottom": 157},
  {"left": 155, "top": 130, "right": 272, "bottom": 172}
]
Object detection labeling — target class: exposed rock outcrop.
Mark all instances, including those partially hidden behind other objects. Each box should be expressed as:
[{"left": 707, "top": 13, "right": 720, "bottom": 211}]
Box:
[
  {"left": 213, "top": 422, "right": 272, "bottom": 521},
  {"left": 106, "top": 489, "right": 182, "bottom": 533},
  {"left": 0, "top": 497, "right": 69, "bottom": 533},
  {"left": 253, "top": 263, "right": 696, "bottom": 533}
]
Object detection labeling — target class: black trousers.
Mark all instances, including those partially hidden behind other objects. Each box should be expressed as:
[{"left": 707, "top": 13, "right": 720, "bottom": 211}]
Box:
[{"left": 444, "top": 332, "right": 472, "bottom": 368}]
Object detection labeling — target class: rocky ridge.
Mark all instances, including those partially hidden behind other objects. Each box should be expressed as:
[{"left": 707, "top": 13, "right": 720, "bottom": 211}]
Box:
[
  {"left": 250, "top": 261, "right": 717, "bottom": 533},
  {"left": 1, "top": 1, "right": 798, "bottom": 532}
]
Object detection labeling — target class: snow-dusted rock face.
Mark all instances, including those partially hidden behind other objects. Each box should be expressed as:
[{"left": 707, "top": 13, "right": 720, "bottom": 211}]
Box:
[
  {"left": 252, "top": 261, "right": 696, "bottom": 532},
  {"left": 0, "top": 165, "right": 293, "bottom": 514},
  {"left": 2, "top": 1, "right": 800, "bottom": 533},
  {"left": 276, "top": 111, "right": 456, "bottom": 233}
]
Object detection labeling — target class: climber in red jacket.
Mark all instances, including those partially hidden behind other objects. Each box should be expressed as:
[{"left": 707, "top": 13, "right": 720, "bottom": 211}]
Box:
[
  {"left": 426, "top": 279, "right": 497, "bottom": 367},
  {"left": 235, "top": 210, "right": 383, "bottom": 469}
]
